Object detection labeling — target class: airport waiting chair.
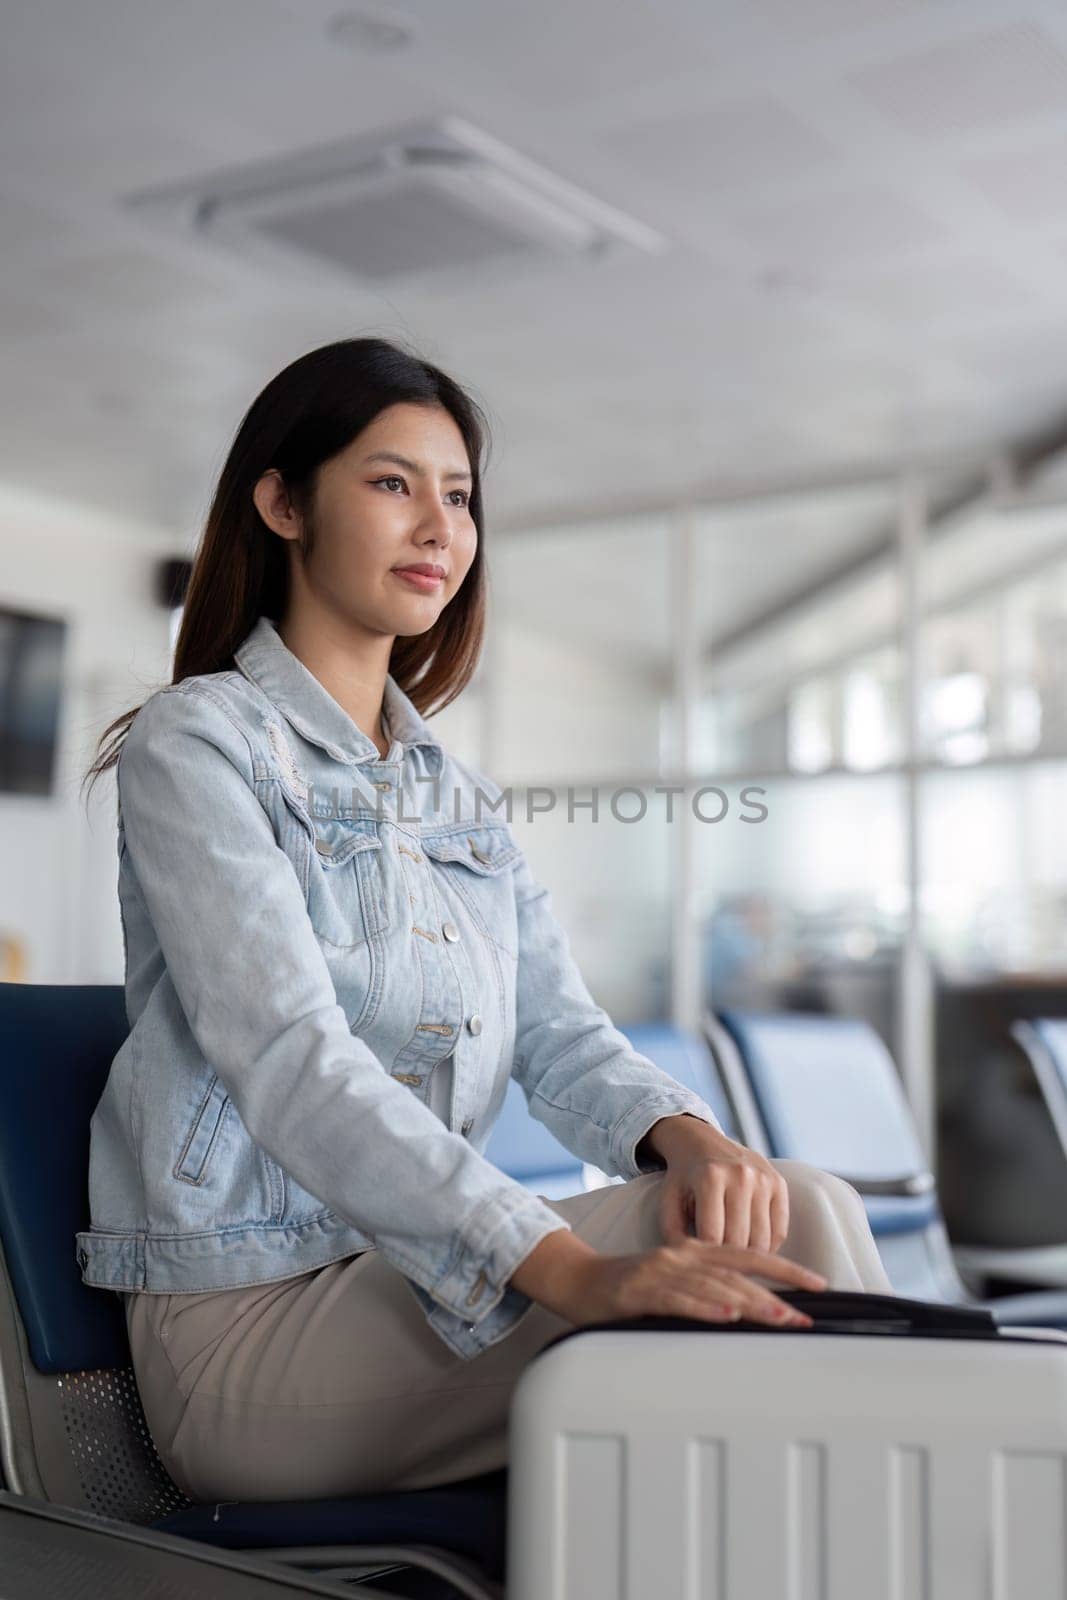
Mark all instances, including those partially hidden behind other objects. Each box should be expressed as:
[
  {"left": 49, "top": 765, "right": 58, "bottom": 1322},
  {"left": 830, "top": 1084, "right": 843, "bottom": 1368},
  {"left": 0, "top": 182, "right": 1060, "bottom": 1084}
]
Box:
[
  {"left": 947, "top": 1018, "right": 1067, "bottom": 1291},
  {"left": 705, "top": 1006, "right": 1067, "bottom": 1328},
  {"left": 485, "top": 1021, "right": 738, "bottom": 1200},
  {"left": 1011, "top": 1020, "right": 1067, "bottom": 1156},
  {"left": 617, "top": 1021, "right": 741, "bottom": 1143},
  {"left": 0, "top": 982, "right": 507, "bottom": 1600},
  {"left": 483, "top": 1079, "right": 589, "bottom": 1198}
]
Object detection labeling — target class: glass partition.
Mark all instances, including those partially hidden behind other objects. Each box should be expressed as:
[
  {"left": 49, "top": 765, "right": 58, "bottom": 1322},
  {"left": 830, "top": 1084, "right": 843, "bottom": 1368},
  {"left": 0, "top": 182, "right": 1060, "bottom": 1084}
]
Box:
[
  {"left": 488, "top": 512, "right": 672, "bottom": 786},
  {"left": 693, "top": 482, "right": 901, "bottom": 777},
  {"left": 504, "top": 783, "right": 675, "bottom": 1024},
  {"left": 693, "top": 771, "right": 907, "bottom": 1055}
]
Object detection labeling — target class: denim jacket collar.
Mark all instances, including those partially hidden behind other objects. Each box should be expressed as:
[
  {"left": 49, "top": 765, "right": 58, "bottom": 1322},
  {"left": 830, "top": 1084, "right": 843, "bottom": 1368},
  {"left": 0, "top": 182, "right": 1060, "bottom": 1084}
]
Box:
[{"left": 234, "top": 614, "right": 444, "bottom": 771}]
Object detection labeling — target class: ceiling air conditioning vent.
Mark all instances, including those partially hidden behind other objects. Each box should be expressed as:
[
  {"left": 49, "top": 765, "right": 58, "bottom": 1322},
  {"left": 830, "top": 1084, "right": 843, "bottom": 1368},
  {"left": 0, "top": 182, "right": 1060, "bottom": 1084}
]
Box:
[{"left": 123, "top": 116, "right": 668, "bottom": 288}]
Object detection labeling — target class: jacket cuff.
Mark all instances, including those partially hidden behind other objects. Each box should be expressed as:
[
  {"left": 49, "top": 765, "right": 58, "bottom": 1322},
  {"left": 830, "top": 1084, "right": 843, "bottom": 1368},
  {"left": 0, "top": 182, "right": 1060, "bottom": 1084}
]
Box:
[
  {"left": 421, "top": 1181, "right": 572, "bottom": 1325},
  {"left": 610, "top": 1092, "right": 723, "bottom": 1180}
]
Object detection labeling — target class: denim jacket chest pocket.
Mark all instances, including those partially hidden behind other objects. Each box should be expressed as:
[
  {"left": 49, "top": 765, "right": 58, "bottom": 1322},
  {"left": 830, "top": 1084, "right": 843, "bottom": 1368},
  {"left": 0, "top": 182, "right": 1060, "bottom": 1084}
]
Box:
[
  {"left": 304, "top": 815, "right": 390, "bottom": 950},
  {"left": 268, "top": 792, "right": 392, "bottom": 1035},
  {"left": 419, "top": 824, "right": 522, "bottom": 960}
]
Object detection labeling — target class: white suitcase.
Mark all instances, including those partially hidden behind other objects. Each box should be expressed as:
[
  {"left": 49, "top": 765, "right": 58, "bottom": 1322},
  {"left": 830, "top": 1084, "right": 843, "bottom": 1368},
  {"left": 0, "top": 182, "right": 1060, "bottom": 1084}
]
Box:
[{"left": 507, "top": 1298, "right": 1067, "bottom": 1600}]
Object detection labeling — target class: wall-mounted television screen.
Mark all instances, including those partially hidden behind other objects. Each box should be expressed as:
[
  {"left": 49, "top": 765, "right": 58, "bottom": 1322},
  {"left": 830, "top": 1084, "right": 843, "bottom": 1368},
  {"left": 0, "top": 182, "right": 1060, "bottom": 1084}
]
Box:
[{"left": 0, "top": 606, "right": 66, "bottom": 796}]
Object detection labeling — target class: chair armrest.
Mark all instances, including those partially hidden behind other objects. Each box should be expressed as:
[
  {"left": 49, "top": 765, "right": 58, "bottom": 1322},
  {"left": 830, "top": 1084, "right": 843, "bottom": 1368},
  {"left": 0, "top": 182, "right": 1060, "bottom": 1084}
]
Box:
[{"left": 830, "top": 1170, "right": 936, "bottom": 1198}]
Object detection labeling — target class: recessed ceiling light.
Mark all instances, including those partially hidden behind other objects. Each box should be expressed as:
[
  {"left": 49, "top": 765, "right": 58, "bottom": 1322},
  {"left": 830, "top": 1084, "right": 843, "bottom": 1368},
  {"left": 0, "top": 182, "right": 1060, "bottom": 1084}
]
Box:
[
  {"left": 123, "top": 115, "right": 669, "bottom": 291},
  {"left": 327, "top": 10, "right": 413, "bottom": 53}
]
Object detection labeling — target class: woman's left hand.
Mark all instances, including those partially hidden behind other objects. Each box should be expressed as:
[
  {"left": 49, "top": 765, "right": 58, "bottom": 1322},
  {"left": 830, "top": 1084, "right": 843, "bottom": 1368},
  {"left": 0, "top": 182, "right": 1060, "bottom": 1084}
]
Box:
[{"left": 654, "top": 1120, "right": 790, "bottom": 1254}]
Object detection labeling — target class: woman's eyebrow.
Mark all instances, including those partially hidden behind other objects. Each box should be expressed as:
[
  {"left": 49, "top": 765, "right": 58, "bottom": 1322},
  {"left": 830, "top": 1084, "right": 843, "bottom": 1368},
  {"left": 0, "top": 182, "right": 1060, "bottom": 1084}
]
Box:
[{"left": 362, "top": 450, "right": 472, "bottom": 484}]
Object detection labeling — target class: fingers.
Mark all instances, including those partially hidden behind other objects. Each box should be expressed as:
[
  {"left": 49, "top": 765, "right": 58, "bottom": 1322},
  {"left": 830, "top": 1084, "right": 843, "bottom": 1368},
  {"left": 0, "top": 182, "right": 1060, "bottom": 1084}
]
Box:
[
  {"left": 631, "top": 1238, "right": 827, "bottom": 1329},
  {"left": 769, "top": 1175, "right": 790, "bottom": 1253},
  {"left": 696, "top": 1242, "right": 828, "bottom": 1291},
  {"left": 693, "top": 1169, "right": 726, "bottom": 1245},
  {"left": 710, "top": 1267, "right": 813, "bottom": 1327},
  {"left": 748, "top": 1186, "right": 773, "bottom": 1255},
  {"left": 721, "top": 1170, "right": 753, "bottom": 1249},
  {"left": 658, "top": 1187, "right": 692, "bottom": 1248},
  {"left": 657, "top": 1291, "right": 744, "bottom": 1325},
  {"left": 694, "top": 1166, "right": 779, "bottom": 1253},
  {"left": 652, "top": 1276, "right": 811, "bottom": 1329}
]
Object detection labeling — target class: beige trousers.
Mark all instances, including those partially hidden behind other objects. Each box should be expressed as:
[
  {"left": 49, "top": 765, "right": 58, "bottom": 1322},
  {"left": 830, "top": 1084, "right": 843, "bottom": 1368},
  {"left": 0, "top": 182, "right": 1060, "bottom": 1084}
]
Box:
[{"left": 124, "top": 1161, "right": 892, "bottom": 1502}]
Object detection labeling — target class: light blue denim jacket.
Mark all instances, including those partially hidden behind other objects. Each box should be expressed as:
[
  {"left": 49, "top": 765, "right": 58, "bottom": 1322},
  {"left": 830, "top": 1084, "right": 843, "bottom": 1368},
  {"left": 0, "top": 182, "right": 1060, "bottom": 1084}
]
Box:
[{"left": 76, "top": 615, "right": 721, "bottom": 1358}]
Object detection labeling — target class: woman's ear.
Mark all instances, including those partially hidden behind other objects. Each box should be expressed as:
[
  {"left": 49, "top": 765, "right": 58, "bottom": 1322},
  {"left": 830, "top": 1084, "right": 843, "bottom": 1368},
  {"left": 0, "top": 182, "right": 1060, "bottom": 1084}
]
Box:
[{"left": 253, "top": 468, "right": 303, "bottom": 543}]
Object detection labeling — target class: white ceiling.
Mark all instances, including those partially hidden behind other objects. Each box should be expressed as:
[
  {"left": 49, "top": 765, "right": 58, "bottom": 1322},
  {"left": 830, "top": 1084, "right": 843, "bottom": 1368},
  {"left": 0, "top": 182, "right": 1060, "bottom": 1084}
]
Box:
[{"left": 3, "top": 0, "right": 1067, "bottom": 551}]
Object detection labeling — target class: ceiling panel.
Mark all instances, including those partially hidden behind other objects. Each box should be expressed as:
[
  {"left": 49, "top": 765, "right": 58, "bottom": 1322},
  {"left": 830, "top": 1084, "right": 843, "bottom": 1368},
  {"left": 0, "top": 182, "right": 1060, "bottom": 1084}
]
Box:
[
  {"left": 0, "top": 0, "right": 1065, "bottom": 553},
  {"left": 848, "top": 22, "right": 1067, "bottom": 136}
]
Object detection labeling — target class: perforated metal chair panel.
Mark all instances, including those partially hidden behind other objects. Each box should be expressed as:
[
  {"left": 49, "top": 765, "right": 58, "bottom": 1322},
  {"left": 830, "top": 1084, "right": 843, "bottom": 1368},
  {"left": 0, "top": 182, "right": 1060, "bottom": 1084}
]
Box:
[{"left": 55, "top": 1366, "right": 191, "bottom": 1522}]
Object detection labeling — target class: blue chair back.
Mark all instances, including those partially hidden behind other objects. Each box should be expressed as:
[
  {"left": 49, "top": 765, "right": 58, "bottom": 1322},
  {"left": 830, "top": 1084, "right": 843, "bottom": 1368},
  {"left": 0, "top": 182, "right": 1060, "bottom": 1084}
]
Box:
[
  {"left": 714, "top": 1010, "right": 929, "bottom": 1197},
  {"left": 618, "top": 1021, "right": 739, "bottom": 1142},
  {"left": 710, "top": 1008, "right": 1067, "bottom": 1326},
  {"left": 486, "top": 1022, "right": 736, "bottom": 1196},
  {"left": 484, "top": 1079, "right": 587, "bottom": 1197},
  {"left": 711, "top": 1008, "right": 963, "bottom": 1301},
  {"left": 0, "top": 982, "right": 130, "bottom": 1373}
]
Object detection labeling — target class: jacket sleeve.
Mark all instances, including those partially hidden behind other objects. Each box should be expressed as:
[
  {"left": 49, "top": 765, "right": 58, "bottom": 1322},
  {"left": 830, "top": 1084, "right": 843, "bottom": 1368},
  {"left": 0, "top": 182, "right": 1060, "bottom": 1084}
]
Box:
[
  {"left": 506, "top": 838, "right": 724, "bottom": 1178},
  {"left": 116, "top": 684, "right": 571, "bottom": 1357}
]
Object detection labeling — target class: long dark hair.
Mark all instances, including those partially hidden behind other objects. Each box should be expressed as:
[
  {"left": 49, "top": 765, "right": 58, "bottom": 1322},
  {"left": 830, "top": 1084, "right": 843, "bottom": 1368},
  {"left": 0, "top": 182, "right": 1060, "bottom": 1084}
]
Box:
[{"left": 81, "top": 336, "right": 492, "bottom": 807}]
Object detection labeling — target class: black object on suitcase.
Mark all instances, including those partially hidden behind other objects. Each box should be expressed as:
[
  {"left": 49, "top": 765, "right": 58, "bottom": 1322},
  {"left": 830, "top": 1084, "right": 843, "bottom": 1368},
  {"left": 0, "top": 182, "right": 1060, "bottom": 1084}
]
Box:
[{"left": 545, "top": 1289, "right": 1014, "bottom": 1351}]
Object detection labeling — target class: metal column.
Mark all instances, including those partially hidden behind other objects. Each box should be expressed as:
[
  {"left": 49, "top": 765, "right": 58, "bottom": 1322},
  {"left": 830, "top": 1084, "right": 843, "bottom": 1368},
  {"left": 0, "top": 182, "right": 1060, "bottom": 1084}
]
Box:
[
  {"left": 670, "top": 503, "right": 702, "bottom": 1032},
  {"left": 897, "top": 473, "right": 937, "bottom": 1167}
]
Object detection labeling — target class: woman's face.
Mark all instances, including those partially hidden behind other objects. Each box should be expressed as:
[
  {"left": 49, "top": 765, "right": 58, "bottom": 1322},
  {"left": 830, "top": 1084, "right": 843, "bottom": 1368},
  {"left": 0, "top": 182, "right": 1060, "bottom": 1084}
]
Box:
[{"left": 265, "top": 401, "right": 478, "bottom": 642}]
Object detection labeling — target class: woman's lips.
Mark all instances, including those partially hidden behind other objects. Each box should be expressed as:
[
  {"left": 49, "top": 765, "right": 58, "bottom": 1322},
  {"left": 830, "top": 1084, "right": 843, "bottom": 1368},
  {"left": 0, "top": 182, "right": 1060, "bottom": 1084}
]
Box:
[{"left": 392, "top": 568, "right": 444, "bottom": 592}]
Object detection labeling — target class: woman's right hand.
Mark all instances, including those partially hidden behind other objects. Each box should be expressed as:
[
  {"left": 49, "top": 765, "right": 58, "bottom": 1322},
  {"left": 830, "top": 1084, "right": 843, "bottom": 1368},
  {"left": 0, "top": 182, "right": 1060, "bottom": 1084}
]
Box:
[{"left": 510, "top": 1230, "right": 827, "bottom": 1329}]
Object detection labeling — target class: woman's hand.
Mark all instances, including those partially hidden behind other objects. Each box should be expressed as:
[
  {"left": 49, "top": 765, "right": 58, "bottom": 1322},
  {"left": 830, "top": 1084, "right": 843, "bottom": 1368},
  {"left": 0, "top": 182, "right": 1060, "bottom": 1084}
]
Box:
[
  {"left": 538, "top": 1236, "right": 826, "bottom": 1329},
  {"left": 649, "top": 1117, "right": 790, "bottom": 1255}
]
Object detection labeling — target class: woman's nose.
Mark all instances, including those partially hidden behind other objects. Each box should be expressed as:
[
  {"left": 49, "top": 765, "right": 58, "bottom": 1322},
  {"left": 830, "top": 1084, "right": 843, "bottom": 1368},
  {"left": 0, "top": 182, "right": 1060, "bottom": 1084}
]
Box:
[{"left": 419, "top": 499, "right": 454, "bottom": 543}]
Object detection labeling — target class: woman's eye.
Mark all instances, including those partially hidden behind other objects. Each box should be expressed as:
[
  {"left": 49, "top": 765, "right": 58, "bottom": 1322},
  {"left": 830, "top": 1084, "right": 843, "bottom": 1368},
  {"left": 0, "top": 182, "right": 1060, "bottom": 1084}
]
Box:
[{"left": 374, "top": 476, "right": 469, "bottom": 508}]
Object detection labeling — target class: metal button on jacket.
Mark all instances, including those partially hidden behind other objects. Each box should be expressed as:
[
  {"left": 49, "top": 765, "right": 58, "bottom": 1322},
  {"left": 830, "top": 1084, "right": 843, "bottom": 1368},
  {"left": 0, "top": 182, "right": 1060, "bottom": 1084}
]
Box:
[
  {"left": 467, "top": 1014, "right": 482, "bottom": 1035},
  {"left": 442, "top": 921, "right": 460, "bottom": 942}
]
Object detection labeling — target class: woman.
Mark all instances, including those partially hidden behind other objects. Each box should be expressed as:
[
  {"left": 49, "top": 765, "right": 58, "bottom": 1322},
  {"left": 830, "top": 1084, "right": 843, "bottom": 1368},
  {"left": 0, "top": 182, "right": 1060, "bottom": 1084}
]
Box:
[{"left": 80, "top": 336, "right": 891, "bottom": 1503}]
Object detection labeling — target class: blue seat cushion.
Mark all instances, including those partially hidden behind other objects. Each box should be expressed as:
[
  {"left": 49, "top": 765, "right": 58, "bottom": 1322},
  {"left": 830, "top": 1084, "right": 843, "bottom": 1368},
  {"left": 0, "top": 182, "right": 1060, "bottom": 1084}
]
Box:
[
  {"left": 152, "top": 1467, "right": 508, "bottom": 1580},
  {"left": 863, "top": 1194, "right": 941, "bottom": 1237}
]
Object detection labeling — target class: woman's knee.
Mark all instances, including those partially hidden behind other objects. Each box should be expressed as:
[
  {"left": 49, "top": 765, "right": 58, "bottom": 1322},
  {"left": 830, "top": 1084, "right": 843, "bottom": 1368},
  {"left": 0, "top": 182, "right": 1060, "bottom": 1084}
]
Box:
[{"left": 771, "top": 1158, "right": 866, "bottom": 1221}]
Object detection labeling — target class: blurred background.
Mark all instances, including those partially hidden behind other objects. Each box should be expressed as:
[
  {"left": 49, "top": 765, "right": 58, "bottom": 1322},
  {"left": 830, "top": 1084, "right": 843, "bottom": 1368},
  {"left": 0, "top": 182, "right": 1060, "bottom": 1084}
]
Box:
[{"left": 5, "top": 0, "right": 1067, "bottom": 1266}]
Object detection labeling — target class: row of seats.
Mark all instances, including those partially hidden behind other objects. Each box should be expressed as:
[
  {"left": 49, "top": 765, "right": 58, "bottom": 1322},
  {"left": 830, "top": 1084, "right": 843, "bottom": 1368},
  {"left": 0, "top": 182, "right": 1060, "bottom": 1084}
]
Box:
[
  {"left": 488, "top": 1009, "right": 1067, "bottom": 1328},
  {"left": 4, "top": 982, "right": 1067, "bottom": 1598}
]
